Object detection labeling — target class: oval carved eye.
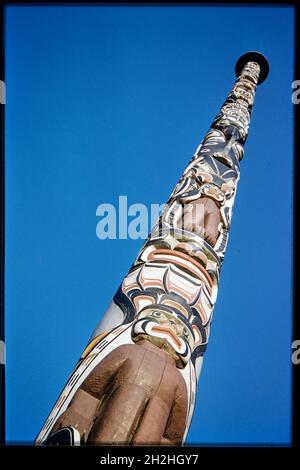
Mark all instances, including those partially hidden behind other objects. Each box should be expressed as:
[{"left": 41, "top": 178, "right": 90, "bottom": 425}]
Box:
[
  {"left": 183, "top": 327, "right": 189, "bottom": 337},
  {"left": 152, "top": 311, "right": 161, "bottom": 318}
]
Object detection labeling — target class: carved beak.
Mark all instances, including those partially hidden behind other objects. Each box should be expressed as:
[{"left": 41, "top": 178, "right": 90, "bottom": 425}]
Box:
[{"left": 151, "top": 323, "right": 182, "bottom": 348}]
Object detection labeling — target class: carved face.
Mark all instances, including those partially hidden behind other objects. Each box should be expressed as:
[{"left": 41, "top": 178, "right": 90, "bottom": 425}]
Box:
[
  {"left": 240, "top": 61, "right": 260, "bottom": 83},
  {"left": 131, "top": 307, "right": 195, "bottom": 368},
  {"left": 216, "top": 101, "right": 250, "bottom": 139},
  {"left": 230, "top": 79, "right": 256, "bottom": 106}
]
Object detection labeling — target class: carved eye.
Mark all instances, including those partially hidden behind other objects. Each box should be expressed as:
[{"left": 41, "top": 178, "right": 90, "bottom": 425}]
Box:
[
  {"left": 183, "top": 327, "right": 189, "bottom": 337},
  {"left": 152, "top": 311, "right": 161, "bottom": 318}
]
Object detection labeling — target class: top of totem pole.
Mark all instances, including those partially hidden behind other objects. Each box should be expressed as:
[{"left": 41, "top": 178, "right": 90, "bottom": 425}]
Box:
[{"left": 235, "top": 51, "right": 269, "bottom": 84}]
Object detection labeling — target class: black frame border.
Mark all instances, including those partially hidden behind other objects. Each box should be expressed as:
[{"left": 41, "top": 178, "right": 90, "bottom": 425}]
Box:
[{"left": 0, "top": 0, "right": 298, "bottom": 459}]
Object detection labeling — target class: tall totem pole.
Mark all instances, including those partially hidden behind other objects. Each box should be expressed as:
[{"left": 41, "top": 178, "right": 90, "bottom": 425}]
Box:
[{"left": 36, "top": 51, "right": 269, "bottom": 446}]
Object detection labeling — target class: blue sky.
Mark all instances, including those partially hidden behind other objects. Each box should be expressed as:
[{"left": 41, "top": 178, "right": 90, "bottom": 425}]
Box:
[{"left": 5, "top": 5, "right": 294, "bottom": 444}]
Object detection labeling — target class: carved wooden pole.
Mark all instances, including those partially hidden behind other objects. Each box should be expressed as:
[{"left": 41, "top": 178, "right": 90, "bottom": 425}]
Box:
[{"left": 36, "top": 51, "right": 269, "bottom": 446}]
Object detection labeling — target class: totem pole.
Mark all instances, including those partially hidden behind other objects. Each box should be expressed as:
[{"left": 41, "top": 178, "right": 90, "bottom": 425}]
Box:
[{"left": 35, "top": 51, "right": 269, "bottom": 446}]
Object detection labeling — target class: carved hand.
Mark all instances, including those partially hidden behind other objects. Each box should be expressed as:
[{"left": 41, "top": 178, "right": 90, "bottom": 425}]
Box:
[
  {"left": 49, "top": 339, "right": 188, "bottom": 445},
  {"left": 181, "top": 197, "right": 221, "bottom": 246}
]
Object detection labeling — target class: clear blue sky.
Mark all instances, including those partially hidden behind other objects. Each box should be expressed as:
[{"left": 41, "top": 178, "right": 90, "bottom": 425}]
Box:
[{"left": 5, "top": 5, "right": 294, "bottom": 445}]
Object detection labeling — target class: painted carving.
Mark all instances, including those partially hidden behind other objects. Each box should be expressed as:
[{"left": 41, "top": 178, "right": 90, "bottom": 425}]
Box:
[{"left": 35, "top": 53, "right": 269, "bottom": 446}]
